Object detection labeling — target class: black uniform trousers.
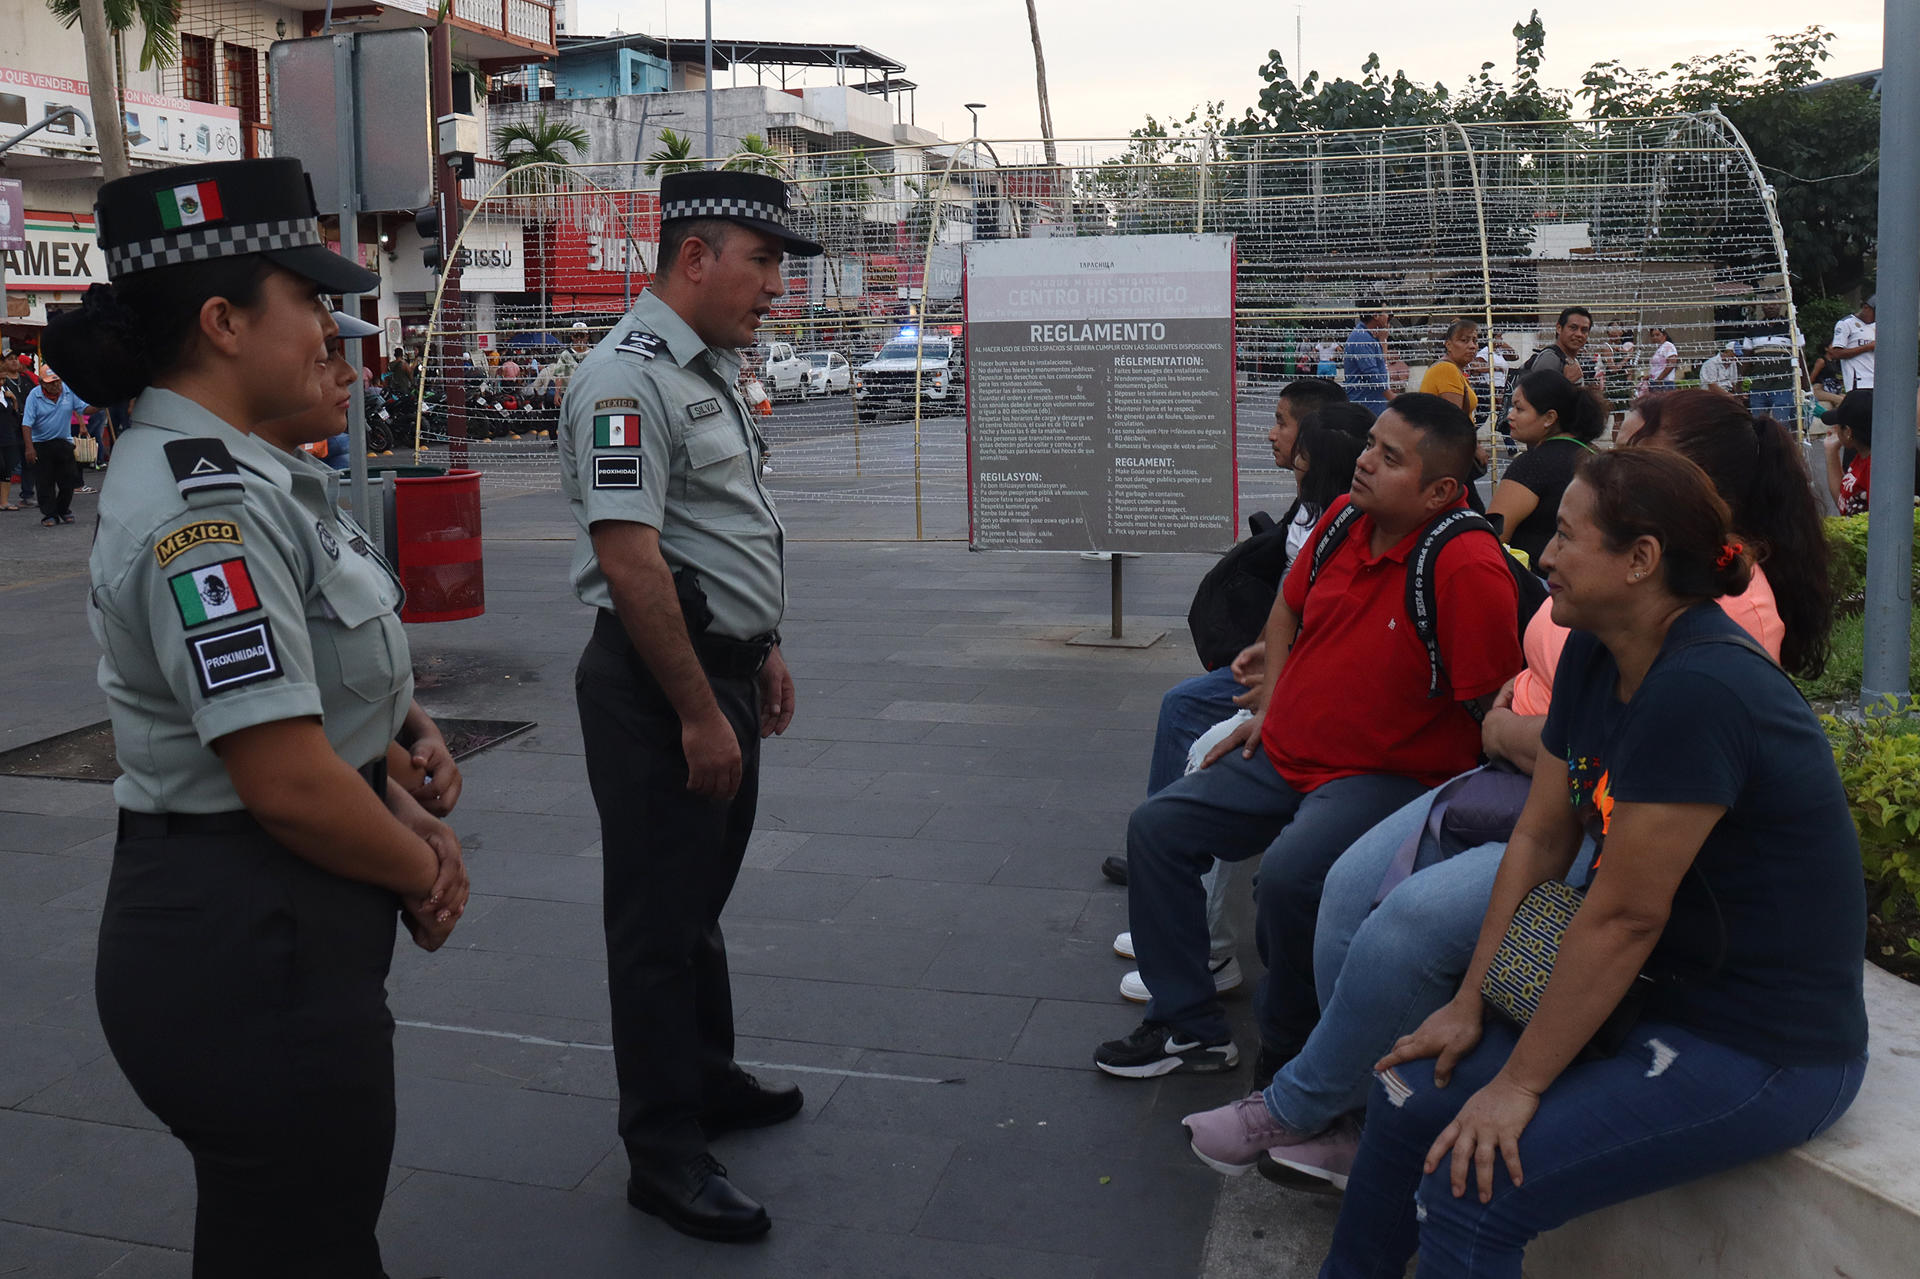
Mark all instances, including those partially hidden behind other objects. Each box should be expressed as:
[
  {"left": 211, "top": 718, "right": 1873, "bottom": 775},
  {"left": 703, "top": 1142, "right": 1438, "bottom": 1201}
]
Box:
[
  {"left": 96, "top": 813, "right": 399, "bottom": 1278},
  {"left": 576, "top": 623, "right": 762, "bottom": 1166},
  {"left": 32, "top": 435, "right": 78, "bottom": 520}
]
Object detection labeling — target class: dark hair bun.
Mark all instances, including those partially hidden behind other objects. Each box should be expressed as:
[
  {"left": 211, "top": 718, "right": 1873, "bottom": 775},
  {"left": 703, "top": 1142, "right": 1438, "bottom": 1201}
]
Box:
[{"left": 43, "top": 284, "right": 153, "bottom": 405}]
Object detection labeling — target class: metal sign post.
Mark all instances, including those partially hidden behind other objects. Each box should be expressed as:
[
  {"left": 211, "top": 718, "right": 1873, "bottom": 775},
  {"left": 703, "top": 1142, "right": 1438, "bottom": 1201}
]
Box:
[
  {"left": 269, "top": 30, "right": 433, "bottom": 529},
  {"left": 1863, "top": 0, "right": 1918, "bottom": 711},
  {"left": 331, "top": 34, "right": 370, "bottom": 529}
]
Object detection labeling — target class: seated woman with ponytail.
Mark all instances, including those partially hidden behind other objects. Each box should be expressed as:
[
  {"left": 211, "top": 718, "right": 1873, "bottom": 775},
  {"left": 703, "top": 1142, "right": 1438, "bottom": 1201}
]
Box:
[
  {"left": 1320, "top": 447, "right": 1867, "bottom": 1279},
  {"left": 1486, "top": 369, "right": 1608, "bottom": 569}
]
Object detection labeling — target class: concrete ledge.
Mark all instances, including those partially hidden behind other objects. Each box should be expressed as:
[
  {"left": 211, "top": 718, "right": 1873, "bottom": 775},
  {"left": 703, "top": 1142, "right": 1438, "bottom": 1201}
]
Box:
[{"left": 1527, "top": 964, "right": 1920, "bottom": 1278}]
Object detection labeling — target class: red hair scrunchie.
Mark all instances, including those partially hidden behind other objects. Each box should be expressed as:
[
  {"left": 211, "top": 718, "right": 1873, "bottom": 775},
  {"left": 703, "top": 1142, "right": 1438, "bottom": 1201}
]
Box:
[{"left": 1716, "top": 541, "right": 1745, "bottom": 569}]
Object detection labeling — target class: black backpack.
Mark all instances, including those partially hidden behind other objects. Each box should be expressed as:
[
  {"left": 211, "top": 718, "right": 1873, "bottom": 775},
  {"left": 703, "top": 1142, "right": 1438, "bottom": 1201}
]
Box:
[
  {"left": 1306, "top": 503, "right": 1547, "bottom": 701},
  {"left": 1187, "top": 505, "right": 1298, "bottom": 671}
]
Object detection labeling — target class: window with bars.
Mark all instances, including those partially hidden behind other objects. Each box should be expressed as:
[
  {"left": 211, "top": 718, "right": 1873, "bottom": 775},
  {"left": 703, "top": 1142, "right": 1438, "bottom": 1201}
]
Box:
[
  {"left": 222, "top": 43, "right": 262, "bottom": 125},
  {"left": 180, "top": 33, "right": 216, "bottom": 104}
]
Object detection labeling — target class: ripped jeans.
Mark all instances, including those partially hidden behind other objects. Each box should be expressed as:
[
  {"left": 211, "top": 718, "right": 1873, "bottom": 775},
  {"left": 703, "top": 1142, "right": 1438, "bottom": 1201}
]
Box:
[{"left": 1320, "top": 1020, "right": 1868, "bottom": 1279}]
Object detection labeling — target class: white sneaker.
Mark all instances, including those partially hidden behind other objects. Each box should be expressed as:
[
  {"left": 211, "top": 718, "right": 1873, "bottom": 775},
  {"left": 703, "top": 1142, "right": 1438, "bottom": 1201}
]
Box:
[
  {"left": 1113, "top": 931, "right": 1134, "bottom": 959},
  {"left": 1120, "top": 955, "right": 1241, "bottom": 1003}
]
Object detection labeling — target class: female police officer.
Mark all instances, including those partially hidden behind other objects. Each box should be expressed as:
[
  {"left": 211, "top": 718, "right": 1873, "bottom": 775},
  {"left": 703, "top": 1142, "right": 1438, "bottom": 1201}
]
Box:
[{"left": 43, "top": 159, "right": 469, "bottom": 1276}]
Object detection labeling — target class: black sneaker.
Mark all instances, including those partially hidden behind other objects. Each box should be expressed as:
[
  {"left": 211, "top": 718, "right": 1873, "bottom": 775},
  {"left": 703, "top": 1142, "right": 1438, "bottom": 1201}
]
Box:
[
  {"left": 1095, "top": 1020, "right": 1239, "bottom": 1078},
  {"left": 1251, "top": 1043, "right": 1296, "bottom": 1091}
]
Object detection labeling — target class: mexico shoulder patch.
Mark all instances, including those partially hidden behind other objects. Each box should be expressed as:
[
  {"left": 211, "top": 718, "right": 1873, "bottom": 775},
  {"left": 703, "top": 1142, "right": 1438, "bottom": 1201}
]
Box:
[
  {"left": 188, "top": 619, "right": 281, "bottom": 697},
  {"left": 592, "top": 455, "right": 642, "bottom": 489},
  {"left": 168, "top": 557, "right": 260, "bottom": 627},
  {"left": 154, "top": 519, "right": 242, "bottom": 567},
  {"left": 594, "top": 413, "right": 643, "bottom": 448}
]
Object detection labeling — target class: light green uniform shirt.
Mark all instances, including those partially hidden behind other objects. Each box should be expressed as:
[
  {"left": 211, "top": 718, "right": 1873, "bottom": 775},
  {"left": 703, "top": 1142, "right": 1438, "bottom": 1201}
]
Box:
[
  {"left": 558, "top": 289, "right": 786, "bottom": 639},
  {"left": 88, "top": 388, "right": 412, "bottom": 813}
]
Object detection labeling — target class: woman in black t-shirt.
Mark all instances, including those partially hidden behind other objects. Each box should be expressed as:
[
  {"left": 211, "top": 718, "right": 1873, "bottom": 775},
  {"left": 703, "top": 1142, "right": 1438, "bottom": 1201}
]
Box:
[
  {"left": 1321, "top": 448, "right": 1867, "bottom": 1279},
  {"left": 1485, "top": 369, "right": 1606, "bottom": 568}
]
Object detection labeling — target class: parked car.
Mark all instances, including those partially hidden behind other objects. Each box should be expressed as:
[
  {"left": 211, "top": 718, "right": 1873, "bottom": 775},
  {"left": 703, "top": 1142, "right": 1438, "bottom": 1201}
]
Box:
[
  {"left": 854, "top": 335, "right": 959, "bottom": 420},
  {"left": 801, "top": 350, "right": 851, "bottom": 395},
  {"left": 749, "top": 340, "right": 807, "bottom": 400}
]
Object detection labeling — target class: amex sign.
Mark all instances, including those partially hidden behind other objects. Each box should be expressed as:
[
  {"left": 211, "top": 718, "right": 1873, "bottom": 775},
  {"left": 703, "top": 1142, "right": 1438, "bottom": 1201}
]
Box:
[{"left": 965, "top": 233, "right": 1238, "bottom": 554}]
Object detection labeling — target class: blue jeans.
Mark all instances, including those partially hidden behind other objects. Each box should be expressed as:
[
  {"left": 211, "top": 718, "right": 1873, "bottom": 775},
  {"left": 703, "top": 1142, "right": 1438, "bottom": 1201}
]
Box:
[
  {"left": 1126, "top": 746, "right": 1427, "bottom": 1046},
  {"left": 1749, "top": 387, "right": 1795, "bottom": 422},
  {"left": 1322, "top": 1021, "right": 1867, "bottom": 1279},
  {"left": 1150, "top": 667, "right": 1255, "bottom": 957},
  {"left": 1264, "top": 794, "right": 1594, "bottom": 1134}
]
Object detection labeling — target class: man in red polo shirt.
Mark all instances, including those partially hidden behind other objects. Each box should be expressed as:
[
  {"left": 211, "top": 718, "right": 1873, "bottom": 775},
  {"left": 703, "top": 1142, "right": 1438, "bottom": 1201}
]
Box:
[{"left": 1096, "top": 394, "right": 1521, "bottom": 1079}]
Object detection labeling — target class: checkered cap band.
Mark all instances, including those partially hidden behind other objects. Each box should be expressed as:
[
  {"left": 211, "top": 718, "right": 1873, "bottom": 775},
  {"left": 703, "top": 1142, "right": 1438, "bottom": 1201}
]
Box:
[
  {"left": 104, "top": 218, "right": 324, "bottom": 276},
  {"left": 660, "top": 197, "right": 790, "bottom": 227}
]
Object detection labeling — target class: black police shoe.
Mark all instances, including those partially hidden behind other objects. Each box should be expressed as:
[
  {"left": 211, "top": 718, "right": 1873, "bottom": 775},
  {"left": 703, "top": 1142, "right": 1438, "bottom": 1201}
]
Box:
[
  {"left": 701, "top": 1070, "right": 804, "bottom": 1139},
  {"left": 1100, "top": 855, "right": 1129, "bottom": 886},
  {"left": 627, "top": 1151, "right": 771, "bottom": 1242}
]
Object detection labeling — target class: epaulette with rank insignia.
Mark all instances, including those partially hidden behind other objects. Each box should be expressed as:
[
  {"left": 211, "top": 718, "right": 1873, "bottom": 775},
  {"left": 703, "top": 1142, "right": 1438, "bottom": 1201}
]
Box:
[
  {"left": 163, "top": 438, "right": 245, "bottom": 507},
  {"left": 615, "top": 330, "right": 670, "bottom": 360}
]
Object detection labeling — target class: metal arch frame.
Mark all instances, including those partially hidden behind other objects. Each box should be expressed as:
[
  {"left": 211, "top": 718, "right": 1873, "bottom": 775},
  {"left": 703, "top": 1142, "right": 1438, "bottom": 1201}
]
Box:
[
  {"left": 1703, "top": 106, "right": 1807, "bottom": 437},
  {"left": 1449, "top": 120, "right": 1502, "bottom": 481},
  {"left": 413, "top": 158, "right": 632, "bottom": 457}
]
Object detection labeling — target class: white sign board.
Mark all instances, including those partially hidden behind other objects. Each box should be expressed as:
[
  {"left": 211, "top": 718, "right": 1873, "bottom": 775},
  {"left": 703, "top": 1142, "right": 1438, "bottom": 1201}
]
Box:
[
  {"left": 2, "top": 214, "right": 101, "bottom": 291},
  {"left": 453, "top": 223, "right": 526, "bottom": 292},
  {"left": 964, "top": 233, "right": 1238, "bottom": 553},
  {"left": 0, "top": 67, "right": 243, "bottom": 163}
]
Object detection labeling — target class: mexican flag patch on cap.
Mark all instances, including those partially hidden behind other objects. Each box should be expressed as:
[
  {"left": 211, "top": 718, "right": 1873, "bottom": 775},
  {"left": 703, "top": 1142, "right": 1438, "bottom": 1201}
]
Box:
[
  {"left": 157, "top": 180, "right": 224, "bottom": 229},
  {"left": 595, "top": 414, "right": 642, "bottom": 447},
  {"left": 169, "top": 557, "right": 259, "bottom": 627}
]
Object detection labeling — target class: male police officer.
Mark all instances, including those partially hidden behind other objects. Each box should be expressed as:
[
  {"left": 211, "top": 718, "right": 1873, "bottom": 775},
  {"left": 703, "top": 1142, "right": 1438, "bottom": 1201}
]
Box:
[{"left": 561, "top": 170, "right": 819, "bottom": 1243}]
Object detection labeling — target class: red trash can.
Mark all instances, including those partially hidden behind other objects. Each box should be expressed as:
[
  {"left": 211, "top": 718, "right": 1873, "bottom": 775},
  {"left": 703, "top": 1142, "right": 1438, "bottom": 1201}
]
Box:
[{"left": 392, "top": 468, "right": 485, "bottom": 622}]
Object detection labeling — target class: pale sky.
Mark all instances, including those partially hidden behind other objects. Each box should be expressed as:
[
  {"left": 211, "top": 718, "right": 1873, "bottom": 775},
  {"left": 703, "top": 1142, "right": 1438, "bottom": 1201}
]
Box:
[{"left": 574, "top": 0, "right": 1885, "bottom": 144}]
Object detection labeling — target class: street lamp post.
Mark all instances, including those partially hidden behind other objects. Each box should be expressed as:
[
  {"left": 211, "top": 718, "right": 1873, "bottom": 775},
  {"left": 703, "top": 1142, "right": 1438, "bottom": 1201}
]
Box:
[{"left": 963, "top": 102, "right": 984, "bottom": 139}]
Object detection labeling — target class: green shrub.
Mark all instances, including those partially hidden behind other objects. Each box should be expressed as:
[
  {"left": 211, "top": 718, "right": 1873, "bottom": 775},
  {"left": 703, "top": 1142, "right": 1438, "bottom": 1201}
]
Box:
[
  {"left": 1823, "top": 707, "right": 1920, "bottom": 963},
  {"left": 1823, "top": 510, "right": 1920, "bottom": 604},
  {"left": 1797, "top": 297, "right": 1855, "bottom": 359},
  {"left": 1796, "top": 610, "right": 1920, "bottom": 704}
]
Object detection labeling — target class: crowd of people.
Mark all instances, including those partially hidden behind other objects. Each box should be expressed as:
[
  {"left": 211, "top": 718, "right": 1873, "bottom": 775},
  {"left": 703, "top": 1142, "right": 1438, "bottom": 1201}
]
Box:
[
  {"left": 1094, "top": 339, "right": 1874, "bottom": 1274},
  {"left": 21, "top": 140, "right": 1892, "bottom": 1277}
]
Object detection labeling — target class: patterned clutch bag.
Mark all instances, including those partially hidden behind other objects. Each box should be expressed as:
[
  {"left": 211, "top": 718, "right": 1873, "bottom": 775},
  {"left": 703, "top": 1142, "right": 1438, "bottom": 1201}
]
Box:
[{"left": 1481, "top": 879, "right": 1650, "bottom": 1059}]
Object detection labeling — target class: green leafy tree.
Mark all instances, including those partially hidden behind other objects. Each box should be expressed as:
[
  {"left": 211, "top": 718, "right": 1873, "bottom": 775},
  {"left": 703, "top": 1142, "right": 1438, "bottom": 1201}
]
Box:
[
  {"left": 644, "top": 127, "right": 698, "bottom": 177},
  {"left": 723, "top": 133, "right": 786, "bottom": 176},
  {"left": 1580, "top": 27, "right": 1878, "bottom": 301},
  {"left": 44, "top": 0, "right": 176, "bottom": 72},
  {"left": 493, "top": 112, "right": 589, "bottom": 170}
]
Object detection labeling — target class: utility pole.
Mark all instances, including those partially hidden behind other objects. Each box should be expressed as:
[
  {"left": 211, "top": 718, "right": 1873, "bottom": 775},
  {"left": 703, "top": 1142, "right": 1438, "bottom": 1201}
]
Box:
[
  {"left": 76, "top": 0, "right": 129, "bottom": 180},
  {"left": 430, "top": 20, "right": 468, "bottom": 468},
  {"left": 1861, "top": 0, "right": 1917, "bottom": 710},
  {"left": 702, "top": 0, "right": 714, "bottom": 164},
  {"left": 1023, "top": 0, "right": 1057, "bottom": 167}
]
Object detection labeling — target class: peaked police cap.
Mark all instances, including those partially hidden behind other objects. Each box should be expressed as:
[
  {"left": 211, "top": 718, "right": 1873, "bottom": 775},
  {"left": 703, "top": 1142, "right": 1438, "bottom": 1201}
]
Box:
[
  {"left": 658, "top": 170, "right": 822, "bottom": 257},
  {"left": 93, "top": 158, "right": 380, "bottom": 293}
]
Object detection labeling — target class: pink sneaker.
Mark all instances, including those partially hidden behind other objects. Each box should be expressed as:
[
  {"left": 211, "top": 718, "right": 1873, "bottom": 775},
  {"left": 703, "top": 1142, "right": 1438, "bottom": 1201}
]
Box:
[
  {"left": 1258, "top": 1116, "right": 1362, "bottom": 1191},
  {"left": 1181, "top": 1093, "right": 1312, "bottom": 1176}
]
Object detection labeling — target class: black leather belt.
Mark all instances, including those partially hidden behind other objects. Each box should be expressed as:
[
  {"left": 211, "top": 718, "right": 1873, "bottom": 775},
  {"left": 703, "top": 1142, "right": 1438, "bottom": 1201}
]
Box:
[
  {"left": 118, "top": 758, "right": 388, "bottom": 839},
  {"left": 595, "top": 608, "right": 775, "bottom": 680}
]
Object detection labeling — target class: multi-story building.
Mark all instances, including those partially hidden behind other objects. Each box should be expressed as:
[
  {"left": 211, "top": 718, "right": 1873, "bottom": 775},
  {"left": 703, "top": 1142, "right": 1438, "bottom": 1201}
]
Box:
[{"left": 0, "top": 0, "right": 556, "bottom": 349}]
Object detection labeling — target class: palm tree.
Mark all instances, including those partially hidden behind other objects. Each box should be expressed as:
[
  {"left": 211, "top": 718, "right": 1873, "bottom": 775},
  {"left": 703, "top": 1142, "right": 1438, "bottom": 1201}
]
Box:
[
  {"left": 645, "top": 128, "right": 699, "bottom": 177},
  {"left": 492, "top": 111, "right": 589, "bottom": 193},
  {"left": 723, "top": 133, "right": 786, "bottom": 176},
  {"left": 44, "top": 0, "right": 176, "bottom": 72},
  {"left": 1023, "top": 0, "right": 1059, "bottom": 167}
]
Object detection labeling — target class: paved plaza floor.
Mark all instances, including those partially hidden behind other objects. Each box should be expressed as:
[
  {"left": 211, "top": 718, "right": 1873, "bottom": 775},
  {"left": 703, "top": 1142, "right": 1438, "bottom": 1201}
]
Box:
[{"left": 0, "top": 471, "right": 1338, "bottom": 1277}]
